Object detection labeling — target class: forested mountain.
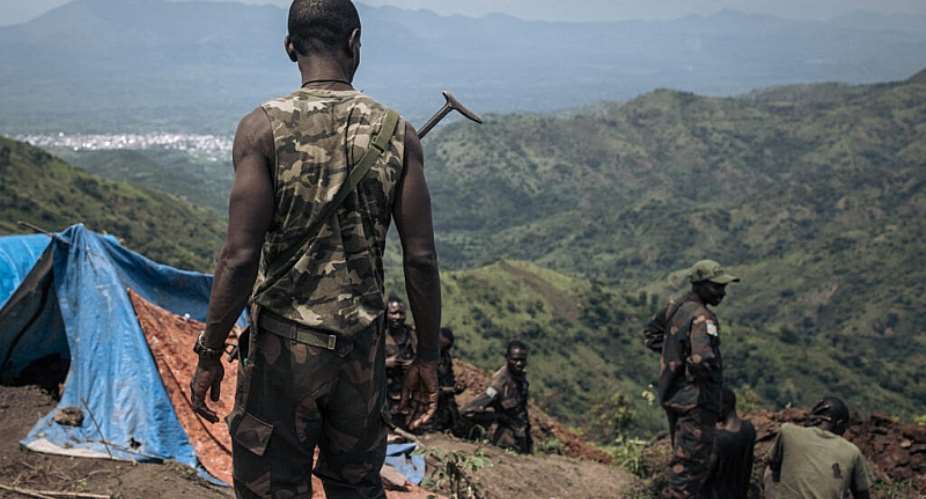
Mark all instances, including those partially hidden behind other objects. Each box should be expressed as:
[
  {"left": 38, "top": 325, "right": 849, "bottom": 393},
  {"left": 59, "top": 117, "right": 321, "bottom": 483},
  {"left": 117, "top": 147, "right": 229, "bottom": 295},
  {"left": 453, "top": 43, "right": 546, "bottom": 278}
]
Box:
[
  {"left": 0, "top": 136, "right": 224, "bottom": 271},
  {"left": 2, "top": 0, "right": 925, "bottom": 133},
  {"left": 425, "top": 70, "right": 926, "bottom": 337}
]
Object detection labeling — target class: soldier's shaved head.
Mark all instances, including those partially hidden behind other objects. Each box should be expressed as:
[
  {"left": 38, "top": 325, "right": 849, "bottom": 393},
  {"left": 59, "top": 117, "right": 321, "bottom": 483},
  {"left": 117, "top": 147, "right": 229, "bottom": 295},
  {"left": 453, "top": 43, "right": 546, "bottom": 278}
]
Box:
[
  {"left": 506, "top": 340, "right": 528, "bottom": 356},
  {"left": 810, "top": 396, "right": 850, "bottom": 435},
  {"left": 288, "top": 0, "right": 361, "bottom": 56}
]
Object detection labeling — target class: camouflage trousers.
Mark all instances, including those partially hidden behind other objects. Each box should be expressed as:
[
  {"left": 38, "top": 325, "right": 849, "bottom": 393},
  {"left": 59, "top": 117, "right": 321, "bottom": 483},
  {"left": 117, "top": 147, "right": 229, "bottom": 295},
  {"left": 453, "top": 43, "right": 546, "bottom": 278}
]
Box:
[
  {"left": 229, "top": 318, "right": 388, "bottom": 499},
  {"left": 663, "top": 408, "right": 717, "bottom": 499}
]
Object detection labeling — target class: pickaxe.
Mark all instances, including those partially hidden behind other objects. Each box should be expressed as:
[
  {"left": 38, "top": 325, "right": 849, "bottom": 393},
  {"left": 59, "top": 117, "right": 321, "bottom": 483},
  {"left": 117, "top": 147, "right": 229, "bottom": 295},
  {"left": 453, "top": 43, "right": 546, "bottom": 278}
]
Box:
[{"left": 416, "top": 90, "right": 483, "bottom": 139}]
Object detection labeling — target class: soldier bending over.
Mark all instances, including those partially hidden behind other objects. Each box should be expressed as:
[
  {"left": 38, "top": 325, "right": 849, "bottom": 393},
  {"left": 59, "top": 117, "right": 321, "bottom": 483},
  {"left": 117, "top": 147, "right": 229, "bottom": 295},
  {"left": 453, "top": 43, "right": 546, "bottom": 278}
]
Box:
[{"left": 764, "top": 397, "right": 871, "bottom": 499}]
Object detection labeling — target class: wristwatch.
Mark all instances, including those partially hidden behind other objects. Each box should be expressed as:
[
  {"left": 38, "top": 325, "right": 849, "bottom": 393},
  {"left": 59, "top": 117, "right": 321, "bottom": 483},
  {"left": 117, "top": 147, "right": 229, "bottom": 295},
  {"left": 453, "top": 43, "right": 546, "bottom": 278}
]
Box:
[{"left": 193, "top": 331, "right": 224, "bottom": 360}]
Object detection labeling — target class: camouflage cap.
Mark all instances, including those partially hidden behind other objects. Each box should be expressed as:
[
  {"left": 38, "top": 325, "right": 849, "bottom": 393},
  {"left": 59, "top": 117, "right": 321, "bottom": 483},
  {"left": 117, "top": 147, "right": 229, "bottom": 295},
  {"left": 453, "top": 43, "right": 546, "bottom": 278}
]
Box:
[{"left": 688, "top": 260, "right": 740, "bottom": 284}]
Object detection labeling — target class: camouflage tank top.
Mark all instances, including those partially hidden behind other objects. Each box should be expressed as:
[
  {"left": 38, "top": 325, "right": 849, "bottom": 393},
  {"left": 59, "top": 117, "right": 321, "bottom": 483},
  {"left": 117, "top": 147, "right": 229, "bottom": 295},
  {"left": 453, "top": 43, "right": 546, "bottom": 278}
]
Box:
[{"left": 252, "top": 89, "right": 406, "bottom": 336}]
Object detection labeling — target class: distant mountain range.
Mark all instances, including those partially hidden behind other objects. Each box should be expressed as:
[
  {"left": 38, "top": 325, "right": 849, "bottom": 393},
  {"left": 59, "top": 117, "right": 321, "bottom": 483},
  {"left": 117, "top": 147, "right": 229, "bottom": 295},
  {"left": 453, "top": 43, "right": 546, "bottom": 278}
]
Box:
[{"left": 1, "top": 0, "right": 925, "bottom": 133}]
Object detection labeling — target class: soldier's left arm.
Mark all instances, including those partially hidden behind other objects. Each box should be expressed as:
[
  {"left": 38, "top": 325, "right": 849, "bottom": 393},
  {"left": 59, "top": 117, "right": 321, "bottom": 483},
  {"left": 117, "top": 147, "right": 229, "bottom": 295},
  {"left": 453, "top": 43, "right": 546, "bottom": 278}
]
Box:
[
  {"left": 394, "top": 121, "right": 441, "bottom": 429},
  {"left": 686, "top": 313, "right": 720, "bottom": 381}
]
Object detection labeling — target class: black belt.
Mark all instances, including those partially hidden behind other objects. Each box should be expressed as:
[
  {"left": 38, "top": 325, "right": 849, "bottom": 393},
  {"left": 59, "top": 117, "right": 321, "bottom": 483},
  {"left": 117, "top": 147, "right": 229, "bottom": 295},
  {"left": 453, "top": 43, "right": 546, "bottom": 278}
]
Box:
[{"left": 257, "top": 309, "right": 353, "bottom": 357}]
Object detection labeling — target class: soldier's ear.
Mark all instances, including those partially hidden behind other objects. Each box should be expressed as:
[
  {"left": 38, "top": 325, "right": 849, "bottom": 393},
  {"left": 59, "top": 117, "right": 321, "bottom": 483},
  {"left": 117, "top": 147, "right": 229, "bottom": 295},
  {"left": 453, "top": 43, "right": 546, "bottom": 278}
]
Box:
[{"left": 284, "top": 36, "right": 299, "bottom": 63}]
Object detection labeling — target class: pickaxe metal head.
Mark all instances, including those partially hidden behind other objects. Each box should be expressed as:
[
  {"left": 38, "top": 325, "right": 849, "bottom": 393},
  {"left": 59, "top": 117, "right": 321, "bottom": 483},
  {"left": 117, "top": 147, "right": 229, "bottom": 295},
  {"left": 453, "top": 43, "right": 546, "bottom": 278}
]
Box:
[{"left": 417, "top": 90, "right": 483, "bottom": 139}]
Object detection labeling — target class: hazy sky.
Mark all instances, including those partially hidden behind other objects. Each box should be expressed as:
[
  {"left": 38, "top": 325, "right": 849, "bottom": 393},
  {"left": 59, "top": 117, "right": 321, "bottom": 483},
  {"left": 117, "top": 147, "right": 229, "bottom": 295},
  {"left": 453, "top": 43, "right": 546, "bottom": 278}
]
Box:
[{"left": 3, "top": 0, "right": 926, "bottom": 26}]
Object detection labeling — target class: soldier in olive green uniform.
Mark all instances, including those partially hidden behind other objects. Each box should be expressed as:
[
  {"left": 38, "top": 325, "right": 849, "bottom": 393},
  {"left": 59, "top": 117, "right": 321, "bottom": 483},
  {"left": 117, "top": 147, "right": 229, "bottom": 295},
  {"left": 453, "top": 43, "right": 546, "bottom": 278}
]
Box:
[
  {"left": 460, "top": 340, "right": 532, "bottom": 454},
  {"left": 189, "top": 1, "right": 442, "bottom": 497},
  {"left": 644, "top": 260, "right": 738, "bottom": 499},
  {"left": 765, "top": 397, "right": 872, "bottom": 499},
  {"left": 385, "top": 297, "right": 417, "bottom": 425}
]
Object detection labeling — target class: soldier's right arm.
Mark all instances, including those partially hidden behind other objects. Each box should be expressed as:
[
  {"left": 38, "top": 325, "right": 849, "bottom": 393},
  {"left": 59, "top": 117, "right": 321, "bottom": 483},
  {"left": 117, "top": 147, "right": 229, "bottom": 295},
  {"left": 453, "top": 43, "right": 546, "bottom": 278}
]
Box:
[
  {"left": 202, "top": 108, "right": 275, "bottom": 349},
  {"left": 461, "top": 386, "right": 498, "bottom": 415},
  {"left": 686, "top": 314, "right": 720, "bottom": 382},
  {"left": 766, "top": 426, "right": 786, "bottom": 483},
  {"left": 393, "top": 122, "right": 440, "bottom": 362}
]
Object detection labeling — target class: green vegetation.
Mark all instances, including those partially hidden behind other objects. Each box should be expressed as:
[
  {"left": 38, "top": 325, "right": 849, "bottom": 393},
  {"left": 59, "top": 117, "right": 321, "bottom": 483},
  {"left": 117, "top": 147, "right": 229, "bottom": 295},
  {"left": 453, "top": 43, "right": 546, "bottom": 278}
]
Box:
[
  {"left": 419, "top": 447, "right": 492, "bottom": 499},
  {"left": 0, "top": 136, "right": 224, "bottom": 271},
  {"left": 412, "top": 72, "right": 926, "bottom": 423},
  {"left": 51, "top": 148, "right": 233, "bottom": 216}
]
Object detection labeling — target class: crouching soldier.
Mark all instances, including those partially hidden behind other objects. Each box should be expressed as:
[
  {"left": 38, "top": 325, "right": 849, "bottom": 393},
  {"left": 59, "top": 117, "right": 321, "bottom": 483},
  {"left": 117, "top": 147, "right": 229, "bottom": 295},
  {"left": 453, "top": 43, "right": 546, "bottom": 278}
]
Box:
[{"left": 460, "top": 340, "right": 532, "bottom": 454}]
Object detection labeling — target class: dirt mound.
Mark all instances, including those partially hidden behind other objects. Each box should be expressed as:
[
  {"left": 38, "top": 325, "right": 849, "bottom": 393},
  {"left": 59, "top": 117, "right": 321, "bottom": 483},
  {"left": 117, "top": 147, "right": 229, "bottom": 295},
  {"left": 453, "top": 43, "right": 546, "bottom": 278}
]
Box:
[
  {"left": 418, "top": 433, "right": 637, "bottom": 499},
  {"left": 453, "top": 360, "right": 612, "bottom": 464},
  {"left": 640, "top": 408, "right": 926, "bottom": 498}
]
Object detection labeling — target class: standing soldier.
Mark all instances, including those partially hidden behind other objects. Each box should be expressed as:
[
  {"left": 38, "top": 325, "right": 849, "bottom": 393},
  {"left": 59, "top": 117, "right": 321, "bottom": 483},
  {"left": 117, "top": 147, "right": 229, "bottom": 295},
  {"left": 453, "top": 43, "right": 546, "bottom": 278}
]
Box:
[
  {"left": 460, "top": 340, "right": 533, "bottom": 454},
  {"left": 188, "top": 1, "right": 442, "bottom": 497},
  {"left": 385, "top": 297, "right": 417, "bottom": 425},
  {"left": 647, "top": 260, "right": 738, "bottom": 499}
]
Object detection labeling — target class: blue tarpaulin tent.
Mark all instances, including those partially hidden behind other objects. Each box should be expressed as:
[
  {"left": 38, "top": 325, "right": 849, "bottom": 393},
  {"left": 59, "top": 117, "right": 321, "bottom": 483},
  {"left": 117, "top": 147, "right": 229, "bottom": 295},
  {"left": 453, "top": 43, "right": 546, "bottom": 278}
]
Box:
[
  {"left": 0, "top": 225, "right": 426, "bottom": 488},
  {"left": 0, "top": 233, "right": 50, "bottom": 310},
  {"left": 0, "top": 225, "right": 220, "bottom": 481}
]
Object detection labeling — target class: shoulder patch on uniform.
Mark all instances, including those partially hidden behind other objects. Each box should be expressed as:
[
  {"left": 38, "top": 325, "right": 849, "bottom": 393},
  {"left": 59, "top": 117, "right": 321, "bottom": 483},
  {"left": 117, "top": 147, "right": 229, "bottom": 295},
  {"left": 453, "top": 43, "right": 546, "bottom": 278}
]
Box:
[
  {"left": 706, "top": 322, "right": 719, "bottom": 336},
  {"left": 485, "top": 387, "right": 498, "bottom": 398}
]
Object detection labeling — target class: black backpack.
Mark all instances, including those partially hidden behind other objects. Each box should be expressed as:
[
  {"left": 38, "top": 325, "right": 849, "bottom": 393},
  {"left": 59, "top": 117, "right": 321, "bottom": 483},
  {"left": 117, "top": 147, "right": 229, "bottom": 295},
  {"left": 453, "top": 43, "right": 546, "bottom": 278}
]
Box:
[{"left": 643, "top": 298, "right": 687, "bottom": 354}]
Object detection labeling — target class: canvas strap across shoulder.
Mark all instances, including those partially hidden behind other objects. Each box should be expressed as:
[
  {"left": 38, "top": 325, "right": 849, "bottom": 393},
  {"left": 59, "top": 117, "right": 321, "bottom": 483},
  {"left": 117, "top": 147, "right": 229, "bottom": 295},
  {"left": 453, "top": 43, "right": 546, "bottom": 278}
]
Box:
[{"left": 252, "top": 109, "right": 400, "bottom": 302}]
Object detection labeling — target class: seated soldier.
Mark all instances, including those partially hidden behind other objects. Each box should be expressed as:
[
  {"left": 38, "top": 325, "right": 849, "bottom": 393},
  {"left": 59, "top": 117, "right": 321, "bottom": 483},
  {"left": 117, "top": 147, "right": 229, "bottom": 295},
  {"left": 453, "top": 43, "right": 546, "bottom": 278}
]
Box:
[
  {"left": 384, "top": 296, "right": 416, "bottom": 426},
  {"left": 764, "top": 397, "right": 872, "bottom": 499},
  {"left": 704, "top": 387, "right": 756, "bottom": 499},
  {"left": 459, "top": 340, "right": 532, "bottom": 454}
]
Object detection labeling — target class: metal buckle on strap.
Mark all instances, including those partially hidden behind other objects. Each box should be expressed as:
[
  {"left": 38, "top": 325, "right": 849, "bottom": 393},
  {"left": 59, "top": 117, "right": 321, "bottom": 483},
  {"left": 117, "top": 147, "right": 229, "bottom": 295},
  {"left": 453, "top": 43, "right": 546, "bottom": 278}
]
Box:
[{"left": 327, "top": 334, "right": 337, "bottom": 350}]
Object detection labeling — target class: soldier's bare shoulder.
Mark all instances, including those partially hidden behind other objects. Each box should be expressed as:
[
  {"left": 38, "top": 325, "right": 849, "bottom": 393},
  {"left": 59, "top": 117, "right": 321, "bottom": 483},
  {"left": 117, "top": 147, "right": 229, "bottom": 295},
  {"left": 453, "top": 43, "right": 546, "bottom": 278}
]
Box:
[{"left": 233, "top": 107, "right": 274, "bottom": 166}]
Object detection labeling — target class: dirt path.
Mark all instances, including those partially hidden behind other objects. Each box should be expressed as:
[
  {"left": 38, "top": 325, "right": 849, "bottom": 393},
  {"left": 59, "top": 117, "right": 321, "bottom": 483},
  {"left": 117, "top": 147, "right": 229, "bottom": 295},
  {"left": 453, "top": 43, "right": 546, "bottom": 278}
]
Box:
[
  {"left": 0, "top": 385, "right": 232, "bottom": 499},
  {"left": 419, "top": 433, "right": 639, "bottom": 499}
]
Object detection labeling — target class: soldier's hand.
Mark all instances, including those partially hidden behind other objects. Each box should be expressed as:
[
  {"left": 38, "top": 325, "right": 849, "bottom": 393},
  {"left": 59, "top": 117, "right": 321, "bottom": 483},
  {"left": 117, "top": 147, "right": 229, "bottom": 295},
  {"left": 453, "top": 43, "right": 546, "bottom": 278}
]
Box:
[
  {"left": 400, "top": 360, "right": 439, "bottom": 430},
  {"left": 190, "top": 357, "right": 224, "bottom": 424}
]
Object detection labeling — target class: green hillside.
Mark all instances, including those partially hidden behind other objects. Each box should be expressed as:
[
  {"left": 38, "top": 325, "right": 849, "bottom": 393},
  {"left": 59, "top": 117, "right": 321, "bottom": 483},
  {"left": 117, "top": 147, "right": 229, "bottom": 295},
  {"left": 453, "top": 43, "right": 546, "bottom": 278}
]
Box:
[
  {"left": 386, "top": 257, "right": 922, "bottom": 440},
  {"left": 50, "top": 148, "right": 233, "bottom": 216},
  {"left": 416, "top": 71, "right": 926, "bottom": 421},
  {"left": 3, "top": 69, "right": 923, "bottom": 439},
  {"left": 0, "top": 136, "right": 224, "bottom": 271}
]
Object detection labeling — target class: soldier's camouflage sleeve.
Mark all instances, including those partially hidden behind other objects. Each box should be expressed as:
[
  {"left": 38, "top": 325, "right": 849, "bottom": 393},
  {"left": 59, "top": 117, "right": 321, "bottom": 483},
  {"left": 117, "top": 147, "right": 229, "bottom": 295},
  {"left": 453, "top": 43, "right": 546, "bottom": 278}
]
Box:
[{"left": 686, "top": 315, "right": 720, "bottom": 382}]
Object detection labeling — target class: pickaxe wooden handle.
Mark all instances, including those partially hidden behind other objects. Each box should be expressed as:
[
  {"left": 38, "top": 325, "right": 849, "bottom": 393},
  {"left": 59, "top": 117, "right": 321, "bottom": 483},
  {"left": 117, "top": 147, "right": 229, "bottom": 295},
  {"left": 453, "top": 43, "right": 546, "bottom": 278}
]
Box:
[{"left": 417, "top": 90, "right": 483, "bottom": 139}]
